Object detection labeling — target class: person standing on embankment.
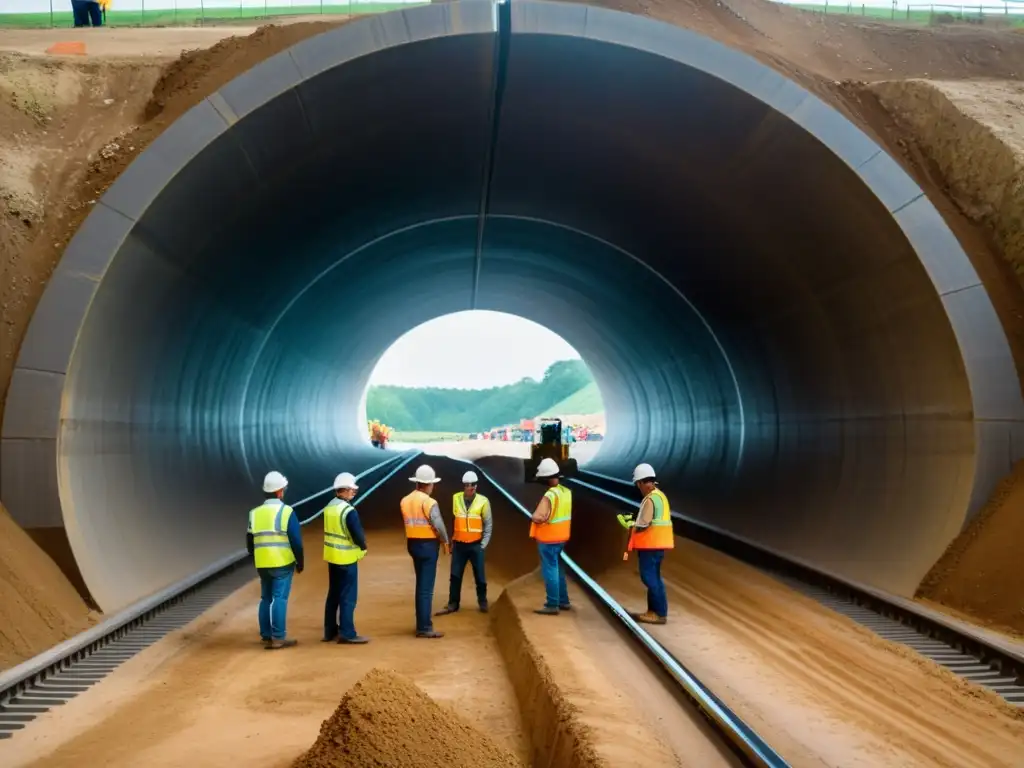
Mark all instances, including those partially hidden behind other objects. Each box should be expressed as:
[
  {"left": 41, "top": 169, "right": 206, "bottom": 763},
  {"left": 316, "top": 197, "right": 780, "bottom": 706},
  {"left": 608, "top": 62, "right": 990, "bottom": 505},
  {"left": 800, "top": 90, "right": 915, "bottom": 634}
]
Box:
[
  {"left": 247, "top": 471, "right": 304, "bottom": 649},
  {"left": 530, "top": 458, "right": 573, "bottom": 615},
  {"left": 435, "top": 470, "right": 492, "bottom": 616},
  {"left": 321, "top": 472, "right": 369, "bottom": 645},
  {"left": 400, "top": 465, "right": 450, "bottom": 639},
  {"left": 616, "top": 463, "right": 674, "bottom": 625}
]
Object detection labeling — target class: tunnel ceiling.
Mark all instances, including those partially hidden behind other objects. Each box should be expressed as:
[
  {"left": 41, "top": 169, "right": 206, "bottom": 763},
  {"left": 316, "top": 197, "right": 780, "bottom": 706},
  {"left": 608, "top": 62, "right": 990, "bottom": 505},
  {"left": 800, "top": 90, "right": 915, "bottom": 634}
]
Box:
[{"left": 3, "top": 0, "right": 1023, "bottom": 612}]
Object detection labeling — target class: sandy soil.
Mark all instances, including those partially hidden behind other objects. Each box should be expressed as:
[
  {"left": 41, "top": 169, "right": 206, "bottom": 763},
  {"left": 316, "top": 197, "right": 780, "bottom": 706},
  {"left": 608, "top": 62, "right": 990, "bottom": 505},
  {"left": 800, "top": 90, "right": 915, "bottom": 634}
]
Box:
[
  {"left": 0, "top": 502, "right": 96, "bottom": 671},
  {"left": 0, "top": 27, "right": 263, "bottom": 58},
  {"left": 918, "top": 459, "right": 1024, "bottom": 636},
  {"left": 478, "top": 456, "right": 1024, "bottom": 767}
]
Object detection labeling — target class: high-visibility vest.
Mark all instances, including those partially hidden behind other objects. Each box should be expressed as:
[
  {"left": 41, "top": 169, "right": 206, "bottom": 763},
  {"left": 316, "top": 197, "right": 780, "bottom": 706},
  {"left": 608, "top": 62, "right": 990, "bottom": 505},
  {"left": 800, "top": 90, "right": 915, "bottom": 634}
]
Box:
[
  {"left": 322, "top": 498, "right": 365, "bottom": 565},
  {"left": 629, "top": 488, "right": 675, "bottom": 550},
  {"left": 530, "top": 485, "right": 572, "bottom": 543},
  {"left": 248, "top": 500, "right": 296, "bottom": 568},
  {"left": 401, "top": 490, "right": 438, "bottom": 539},
  {"left": 453, "top": 492, "right": 488, "bottom": 543}
]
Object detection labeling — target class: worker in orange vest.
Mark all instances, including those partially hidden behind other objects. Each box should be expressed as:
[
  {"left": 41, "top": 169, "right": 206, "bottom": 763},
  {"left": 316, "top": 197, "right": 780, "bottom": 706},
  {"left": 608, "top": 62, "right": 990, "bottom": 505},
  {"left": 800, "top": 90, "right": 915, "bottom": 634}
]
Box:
[
  {"left": 529, "top": 458, "right": 572, "bottom": 615},
  {"left": 435, "top": 470, "right": 492, "bottom": 615},
  {"left": 617, "top": 463, "right": 674, "bottom": 624},
  {"left": 400, "top": 464, "right": 450, "bottom": 638}
]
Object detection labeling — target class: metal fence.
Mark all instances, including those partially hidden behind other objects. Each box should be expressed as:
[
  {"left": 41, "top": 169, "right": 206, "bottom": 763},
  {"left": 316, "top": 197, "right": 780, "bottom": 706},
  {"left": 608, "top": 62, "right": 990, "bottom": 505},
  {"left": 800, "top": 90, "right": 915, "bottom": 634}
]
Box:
[
  {"left": 0, "top": 0, "right": 426, "bottom": 29},
  {"left": 792, "top": 0, "right": 1024, "bottom": 23}
]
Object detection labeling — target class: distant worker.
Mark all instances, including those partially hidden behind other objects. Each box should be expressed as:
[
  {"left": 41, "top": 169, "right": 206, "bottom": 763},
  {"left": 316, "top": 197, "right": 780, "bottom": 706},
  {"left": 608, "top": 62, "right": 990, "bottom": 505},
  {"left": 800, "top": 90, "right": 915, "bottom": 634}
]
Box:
[
  {"left": 401, "top": 464, "right": 450, "bottom": 638},
  {"left": 71, "top": 0, "right": 104, "bottom": 27},
  {"left": 247, "top": 471, "right": 304, "bottom": 649},
  {"left": 436, "top": 471, "right": 492, "bottom": 616},
  {"left": 530, "top": 458, "right": 572, "bottom": 615},
  {"left": 616, "top": 463, "right": 674, "bottom": 625},
  {"left": 322, "top": 472, "right": 369, "bottom": 645}
]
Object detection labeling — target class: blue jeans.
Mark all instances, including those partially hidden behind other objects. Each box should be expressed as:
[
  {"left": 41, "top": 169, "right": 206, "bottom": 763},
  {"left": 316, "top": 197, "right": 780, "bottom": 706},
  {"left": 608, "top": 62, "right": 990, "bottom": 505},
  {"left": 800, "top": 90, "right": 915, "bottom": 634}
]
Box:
[
  {"left": 448, "top": 541, "right": 487, "bottom": 608},
  {"left": 537, "top": 542, "right": 570, "bottom": 609},
  {"left": 325, "top": 563, "right": 359, "bottom": 640},
  {"left": 258, "top": 565, "right": 294, "bottom": 640},
  {"left": 408, "top": 540, "right": 439, "bottom": 632},
  {"left": 638, "top": 549, "right": 668, "bottom": 617}
]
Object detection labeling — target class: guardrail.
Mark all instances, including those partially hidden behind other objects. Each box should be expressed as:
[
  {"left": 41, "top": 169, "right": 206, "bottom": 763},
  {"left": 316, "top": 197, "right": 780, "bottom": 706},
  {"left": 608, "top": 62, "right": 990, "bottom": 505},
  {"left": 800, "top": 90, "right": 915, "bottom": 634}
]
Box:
[
  {"left": 0, "top": 449, "right": 419, "bottom": 706},
  {"left": 462, "top": 458, "right": 790, "bottom": 768}
]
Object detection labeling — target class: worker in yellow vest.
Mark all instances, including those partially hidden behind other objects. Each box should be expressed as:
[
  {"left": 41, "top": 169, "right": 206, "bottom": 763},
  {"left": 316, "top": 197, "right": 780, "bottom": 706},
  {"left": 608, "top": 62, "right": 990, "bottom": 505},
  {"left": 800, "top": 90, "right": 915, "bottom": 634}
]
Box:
[
  {"left": 529, "top": 458, "right": 572, "bottom": 615},
  {"left": 617, "top": 463, "right": 675, "bottom": 625},
  {"left": 322, "top": 472, "right": 369, "bottom": 644},
  {"left": 246, "top": 471, "right": 304, "bottom": 649},
  {"left": 401, "top": 464, "right": 450, "bottom": 638},
  {"left": 435, "top": 470, "right": 492, "bottom": 616}
]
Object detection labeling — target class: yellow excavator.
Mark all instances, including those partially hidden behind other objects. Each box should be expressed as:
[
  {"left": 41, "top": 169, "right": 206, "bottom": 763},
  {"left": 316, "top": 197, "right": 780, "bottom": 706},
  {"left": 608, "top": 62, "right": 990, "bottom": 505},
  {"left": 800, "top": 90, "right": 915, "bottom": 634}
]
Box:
[{"left": 524, "top": 417, "right": 578, "bottom": 482}]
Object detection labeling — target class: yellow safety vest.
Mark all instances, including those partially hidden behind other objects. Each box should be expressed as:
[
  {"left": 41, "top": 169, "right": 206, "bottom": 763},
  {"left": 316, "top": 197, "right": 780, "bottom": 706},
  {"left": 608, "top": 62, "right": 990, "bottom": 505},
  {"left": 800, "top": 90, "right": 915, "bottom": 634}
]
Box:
[
  {"left": 530, "top": 485, "right": 572, "bottom": 543},
  {"left": 323, "top": 498, "right": 365, "bottom": 565},
  {"left": 629, "top": 488, "right": 675, "bottom": 551},
  {"left": 452, "top": 492, "right": 488, "bottom": 543},
  {"left": 248, "top": 501, "right": 296, "bottom": 569}
]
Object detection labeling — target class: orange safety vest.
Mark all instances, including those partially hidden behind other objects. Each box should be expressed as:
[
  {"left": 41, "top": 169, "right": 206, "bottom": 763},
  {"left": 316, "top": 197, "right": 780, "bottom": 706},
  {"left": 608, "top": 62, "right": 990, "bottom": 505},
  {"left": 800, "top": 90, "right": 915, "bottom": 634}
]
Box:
[
  {"left": 401, "top": 490, "right": 438, "bottom": 540},
  {"left": 629, "top": 488, "right": 675, "bottom": 550},
  {"left": 452, "top": 491, "right": 488, "bottom": 543},
  {"left": 530, "top": 485, "right": 572, "bottom": 543}
]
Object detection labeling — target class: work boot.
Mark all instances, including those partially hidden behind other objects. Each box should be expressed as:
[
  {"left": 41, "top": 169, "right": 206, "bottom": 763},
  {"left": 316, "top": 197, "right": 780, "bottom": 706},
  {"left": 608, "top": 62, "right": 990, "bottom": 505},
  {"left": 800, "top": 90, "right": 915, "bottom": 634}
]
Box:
[
  {"left": 632, "top": 611, "right": 667, "bottom": 625},
  {"left": 558, "top": 604, "right": 572, "bottom": 612},
  {"left": 434, "top": 605, "right": 458, "bottom": 616},
  {"left": 321, "top": 633, "right": 338, "bottom": 643},
  {"left": 266, "top": 638, "right": 299, "bottom": 650},
  {"left": 415, "top": 630, "right": 445, "bottom": 639},
  {"left": 261, "top": 636, "right": 271, "bottom": 648},
  {"left": 478, "top": 603, "right": 489, "bottom": 614},
  {"left": 534, "top": 606, "right": 559, "bottom": 616},
  {"left": 339, "top": 635, "right": 370, "bottom": 645}
]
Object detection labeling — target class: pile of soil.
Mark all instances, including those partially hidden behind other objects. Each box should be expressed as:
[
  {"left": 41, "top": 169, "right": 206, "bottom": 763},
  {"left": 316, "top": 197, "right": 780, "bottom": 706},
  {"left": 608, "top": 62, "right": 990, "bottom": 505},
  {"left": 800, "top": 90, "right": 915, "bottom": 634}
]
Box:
[
  {"left": 0, "top": 502, "right": 95, "bottom": 671},
  {"left": 292, "top": 667, "right": 523, "bottom": 768},
  {"left": 917, "top": 460, "right": 1024, "bottom": 635}
]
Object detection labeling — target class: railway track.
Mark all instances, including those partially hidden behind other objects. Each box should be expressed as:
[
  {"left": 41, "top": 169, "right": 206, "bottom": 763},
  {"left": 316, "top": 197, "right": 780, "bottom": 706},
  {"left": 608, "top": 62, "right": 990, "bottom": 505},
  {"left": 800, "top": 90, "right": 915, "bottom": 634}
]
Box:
[
  {"left": 568, "top": 468, "right": 1024, "bottom": 707},
  {"left": 464, "top": 460, "right": 791, "bottom": 768},
  {"left": 0, "top": 450, "right": 423, "bottom": 740}
]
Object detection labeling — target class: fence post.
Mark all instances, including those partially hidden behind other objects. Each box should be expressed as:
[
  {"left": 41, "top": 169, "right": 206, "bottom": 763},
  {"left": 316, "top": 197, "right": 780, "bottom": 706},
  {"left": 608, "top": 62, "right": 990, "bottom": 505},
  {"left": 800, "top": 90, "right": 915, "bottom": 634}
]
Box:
[{"left": 50, "top": 0, "right": 54, "bottom": 28}]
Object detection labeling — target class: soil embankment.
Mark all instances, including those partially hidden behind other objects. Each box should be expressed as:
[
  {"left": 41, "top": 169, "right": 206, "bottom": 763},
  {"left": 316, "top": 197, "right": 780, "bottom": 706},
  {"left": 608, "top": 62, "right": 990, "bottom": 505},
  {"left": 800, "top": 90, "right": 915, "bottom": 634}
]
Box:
[{"left": 0, "top": 502, "right": 95, "bottom": 671}]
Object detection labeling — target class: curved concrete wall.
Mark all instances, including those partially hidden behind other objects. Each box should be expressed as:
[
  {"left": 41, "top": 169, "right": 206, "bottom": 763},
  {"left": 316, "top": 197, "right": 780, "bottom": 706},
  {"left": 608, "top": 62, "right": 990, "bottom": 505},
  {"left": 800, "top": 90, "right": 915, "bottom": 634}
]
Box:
[{"left": 3, "top": 0, "right": 1023, "bottom": 611}]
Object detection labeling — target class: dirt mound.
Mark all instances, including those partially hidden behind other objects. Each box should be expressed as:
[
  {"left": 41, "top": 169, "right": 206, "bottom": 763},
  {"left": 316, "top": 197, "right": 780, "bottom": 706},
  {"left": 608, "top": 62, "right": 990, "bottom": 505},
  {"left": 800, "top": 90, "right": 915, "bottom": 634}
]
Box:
[
  {"left": 0, "top": 502, "right": 96, "bottom": 671},
  {"left": 292, "top": 667, "right": 523, "bottom": 768},
  {"left": 917, "top": 460, "right": 1024, "bottom": 635}
]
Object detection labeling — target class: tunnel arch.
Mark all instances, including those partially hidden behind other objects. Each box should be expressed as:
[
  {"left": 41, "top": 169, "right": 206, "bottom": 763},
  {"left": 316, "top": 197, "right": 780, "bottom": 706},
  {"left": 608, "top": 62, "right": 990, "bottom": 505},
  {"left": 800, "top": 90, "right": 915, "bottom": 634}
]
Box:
[{"left": 3, "top": 0, "right": 1022, "bottom": 611}]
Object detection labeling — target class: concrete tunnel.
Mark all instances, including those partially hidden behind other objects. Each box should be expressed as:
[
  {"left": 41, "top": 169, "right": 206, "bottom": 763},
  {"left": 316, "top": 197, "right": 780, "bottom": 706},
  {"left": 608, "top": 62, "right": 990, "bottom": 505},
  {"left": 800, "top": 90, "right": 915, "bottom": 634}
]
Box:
[{"left": 3, "top": 0, "right": 1023, "bottom": 613}]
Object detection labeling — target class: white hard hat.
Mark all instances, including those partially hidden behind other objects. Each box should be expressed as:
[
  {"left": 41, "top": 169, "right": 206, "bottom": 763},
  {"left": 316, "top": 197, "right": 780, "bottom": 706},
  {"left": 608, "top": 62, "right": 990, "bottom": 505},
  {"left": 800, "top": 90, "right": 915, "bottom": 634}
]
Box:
[
  {"left": 535, "top": 458, "right": 560, "bottom": 479},
  {"left": 633, "top": 463, "right": 656, "bottom": 483},
  {"left": 262, "top": 470, "right": 288, "bottom": 493},
  {"left": 409, "top": 464, "right": 441, "bottom": 484},
  {"left": 333, "top": 472, "right": 359, "bottom": 491},
  {"left": 462, "top": 471, "right": 479, "bottom": 484}
]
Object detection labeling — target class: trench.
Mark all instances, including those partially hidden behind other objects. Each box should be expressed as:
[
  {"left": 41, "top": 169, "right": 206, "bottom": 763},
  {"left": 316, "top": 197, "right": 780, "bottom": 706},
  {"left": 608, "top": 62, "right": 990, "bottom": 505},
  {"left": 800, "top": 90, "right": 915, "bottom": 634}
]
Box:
[{"left": 2, "top": 0, "right": 1023, "bottom": 613}]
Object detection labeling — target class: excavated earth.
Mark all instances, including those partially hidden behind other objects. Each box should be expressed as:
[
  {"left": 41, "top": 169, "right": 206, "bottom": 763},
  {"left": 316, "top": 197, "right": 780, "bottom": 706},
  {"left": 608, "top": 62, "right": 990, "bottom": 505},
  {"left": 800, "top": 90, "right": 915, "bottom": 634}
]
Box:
[{"left": 1, "top": 0, "right": 1024, "bottom": 669}]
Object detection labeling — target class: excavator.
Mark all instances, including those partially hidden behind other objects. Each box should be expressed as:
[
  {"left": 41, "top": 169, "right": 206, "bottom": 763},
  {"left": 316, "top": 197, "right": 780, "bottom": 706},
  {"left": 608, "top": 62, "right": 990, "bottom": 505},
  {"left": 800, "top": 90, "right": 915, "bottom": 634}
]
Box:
[{"left": 524, "top": 417, "right": 578, "bottom": 482}]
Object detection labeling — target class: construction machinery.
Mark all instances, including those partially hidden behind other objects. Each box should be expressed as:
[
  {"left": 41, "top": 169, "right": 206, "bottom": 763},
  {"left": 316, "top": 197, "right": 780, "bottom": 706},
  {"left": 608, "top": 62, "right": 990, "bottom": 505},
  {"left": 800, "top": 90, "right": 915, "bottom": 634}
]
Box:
[{"left": 524, "top": 417, "right": 578, "bottom": 482}]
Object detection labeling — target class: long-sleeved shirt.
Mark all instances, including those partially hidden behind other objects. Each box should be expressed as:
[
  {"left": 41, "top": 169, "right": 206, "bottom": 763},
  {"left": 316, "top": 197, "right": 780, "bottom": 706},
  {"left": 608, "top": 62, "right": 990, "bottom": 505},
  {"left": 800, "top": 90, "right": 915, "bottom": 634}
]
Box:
[
  {"left": 246, "top": 501, "right": 304, "bottom": 571},
  {"left": 426, "top": 501, "right": 450, "bottom": 546},
  {"left": 345, "top": 508, "right": 368, "bottom": 551}
]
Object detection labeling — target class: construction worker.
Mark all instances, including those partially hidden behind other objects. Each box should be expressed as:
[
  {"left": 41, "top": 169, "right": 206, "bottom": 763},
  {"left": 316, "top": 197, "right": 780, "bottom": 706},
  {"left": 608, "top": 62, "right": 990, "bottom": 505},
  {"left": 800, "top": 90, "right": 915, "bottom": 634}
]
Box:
[
  {"left": 617, "top": 463, "right": 675, "bottom": 625},
  {"left": 401, "top": 464, "right": 450, "bottom": 638},
  {"left": 322, "top": 472, "right": 369, "bottom": 645},
  {"left": 436, "top": 471, "right": 491, "bottom": 616},
  {"left": 530, "top": 458, "right": 572, "bottom": 615},
  {"left": 246, "top": 471, "right": 304, "bottom": 649}
]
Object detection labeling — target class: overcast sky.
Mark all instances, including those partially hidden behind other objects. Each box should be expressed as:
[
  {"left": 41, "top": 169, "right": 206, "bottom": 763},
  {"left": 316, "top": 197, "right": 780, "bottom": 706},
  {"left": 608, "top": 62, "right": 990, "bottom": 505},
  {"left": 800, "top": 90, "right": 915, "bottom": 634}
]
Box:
[{"left": 369, "top": 311, "right": 581, "bottom": 390}]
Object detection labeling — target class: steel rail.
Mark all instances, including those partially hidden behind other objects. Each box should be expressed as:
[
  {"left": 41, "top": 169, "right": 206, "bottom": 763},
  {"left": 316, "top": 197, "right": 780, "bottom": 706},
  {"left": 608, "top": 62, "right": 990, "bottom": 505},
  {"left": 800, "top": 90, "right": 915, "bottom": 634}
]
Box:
[
  {"left": 463, "top": 459, "right": 790, "bottom": 768},
  {"left": 569, "top": 469, "right": 1024, "bottom": 699},
  {"left": 0, "top": 450, "right": 420, "bottom": 718}
]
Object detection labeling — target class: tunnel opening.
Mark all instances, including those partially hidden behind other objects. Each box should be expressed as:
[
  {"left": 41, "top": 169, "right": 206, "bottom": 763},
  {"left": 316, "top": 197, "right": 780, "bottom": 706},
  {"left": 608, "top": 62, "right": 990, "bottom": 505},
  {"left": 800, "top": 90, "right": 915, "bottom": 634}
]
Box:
[
  {"left": 362, "top": 309, "right": 607, "bottom": 458},
  {"left": 3, "top": 0, "right": 1022, "bottom": 614}
]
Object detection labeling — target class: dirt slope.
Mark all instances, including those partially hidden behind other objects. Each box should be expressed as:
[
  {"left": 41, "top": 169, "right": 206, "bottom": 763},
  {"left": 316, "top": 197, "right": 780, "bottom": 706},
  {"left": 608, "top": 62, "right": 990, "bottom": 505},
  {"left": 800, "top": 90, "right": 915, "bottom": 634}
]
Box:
[{"left": 0, "top": 502, "right": 95, "bottom": 671}]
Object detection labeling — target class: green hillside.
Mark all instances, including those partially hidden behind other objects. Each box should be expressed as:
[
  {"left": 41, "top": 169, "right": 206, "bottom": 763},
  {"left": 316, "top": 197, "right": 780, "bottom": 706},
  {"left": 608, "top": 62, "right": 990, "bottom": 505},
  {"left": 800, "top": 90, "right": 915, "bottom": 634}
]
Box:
[
  {"left": 541, "top": 381, "right": 603, "bottom": 417},
  {"left": 366, "top": 359, "right": 599, "bottom": 432}
]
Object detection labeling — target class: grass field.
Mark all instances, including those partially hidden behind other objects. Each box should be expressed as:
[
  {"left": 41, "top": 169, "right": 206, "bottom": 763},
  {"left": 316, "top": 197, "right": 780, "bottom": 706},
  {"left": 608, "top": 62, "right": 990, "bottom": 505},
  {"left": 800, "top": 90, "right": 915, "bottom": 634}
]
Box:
[
  {"left": 389, "top": 431, "right": 467, "bottom": 444},
  {"left": 0, "top": 4, "right": 423, "bottom": 29},
  {"left": 792, "top": 2, "right": 1024, "bottom": 25}
]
